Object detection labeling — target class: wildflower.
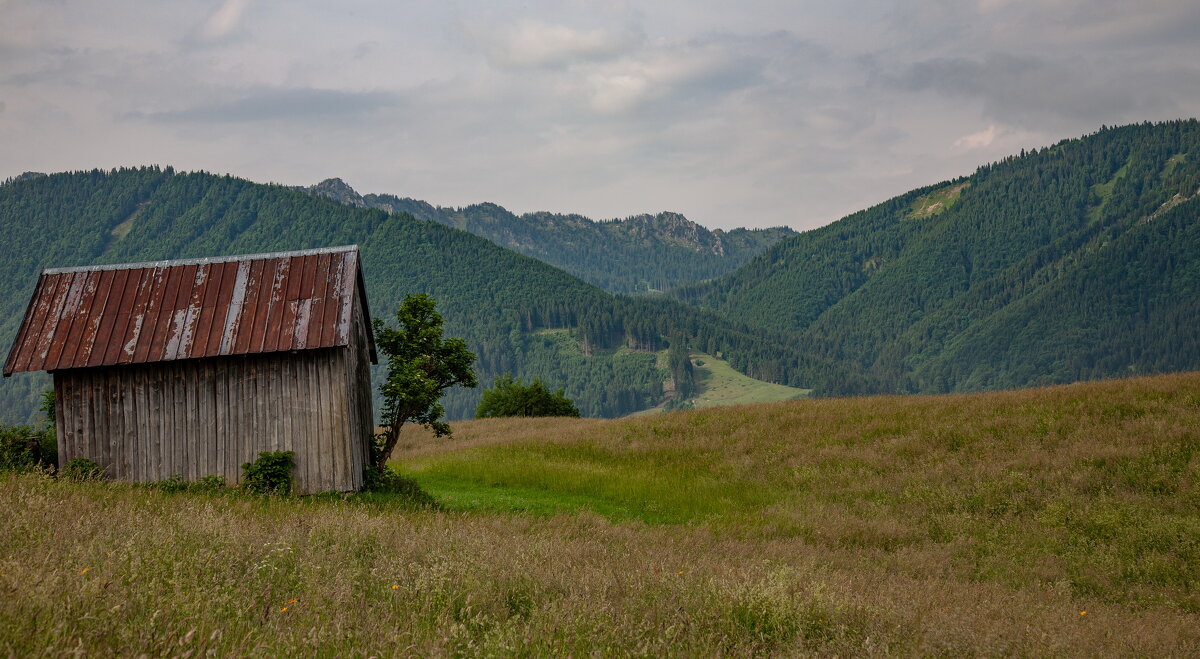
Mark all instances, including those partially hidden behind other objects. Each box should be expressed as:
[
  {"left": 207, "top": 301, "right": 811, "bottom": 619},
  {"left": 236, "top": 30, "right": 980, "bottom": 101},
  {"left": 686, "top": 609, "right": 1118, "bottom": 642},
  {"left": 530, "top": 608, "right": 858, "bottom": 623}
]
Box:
[
  {"left": 391, "top": 584, "right": 399, "bottom": 590},
  {"left": 286, "top": 599, "right": 298, "bottom": 605},
  {"left": 80, "top": 568, "right": 89, "bottom": 575},
  {"left": 677, "top": 570, "right": 685, "bottom": 575},
  {"left": 281, "top": 606, "right": 289, "bottom": 613},
  {"left": 1080, "top": 611, "right": 1087, "bottom": 616}
]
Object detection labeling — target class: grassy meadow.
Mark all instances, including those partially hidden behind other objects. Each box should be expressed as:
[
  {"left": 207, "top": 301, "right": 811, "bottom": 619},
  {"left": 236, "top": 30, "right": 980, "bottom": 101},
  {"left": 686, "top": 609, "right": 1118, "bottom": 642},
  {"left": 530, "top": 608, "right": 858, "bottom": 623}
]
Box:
[
  {"left": 633, "top": 352, "right": 809, "bottom": 416},
  {"left": 685, "top": 353, "right": 810, "bottom": 409},
  {"left": 3, "top": 373, "right": 1200, "bottom": 655}
]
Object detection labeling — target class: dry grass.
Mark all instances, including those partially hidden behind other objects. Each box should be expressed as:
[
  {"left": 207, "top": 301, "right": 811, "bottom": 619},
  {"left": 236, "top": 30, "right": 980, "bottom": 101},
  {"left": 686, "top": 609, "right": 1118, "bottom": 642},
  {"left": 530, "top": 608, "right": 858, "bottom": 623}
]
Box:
[{"left": 3, "top": 372, "right": 1200, "bottom": 655}]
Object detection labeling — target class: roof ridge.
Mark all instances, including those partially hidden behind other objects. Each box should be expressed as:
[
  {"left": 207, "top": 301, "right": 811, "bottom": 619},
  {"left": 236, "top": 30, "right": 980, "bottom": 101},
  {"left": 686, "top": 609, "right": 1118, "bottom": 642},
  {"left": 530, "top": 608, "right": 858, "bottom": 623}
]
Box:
[{"left": 41, "top": 245, "right": 359, "bottom": 275}]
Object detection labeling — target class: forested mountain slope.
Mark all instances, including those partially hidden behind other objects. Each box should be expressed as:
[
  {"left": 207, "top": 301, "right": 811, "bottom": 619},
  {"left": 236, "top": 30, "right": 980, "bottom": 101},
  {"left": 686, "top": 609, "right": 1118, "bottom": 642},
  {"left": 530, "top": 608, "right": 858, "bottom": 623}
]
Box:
[
  {"left": 0, "top": 169, "right": 862, "bottom": 424},
  {"left": 303, "top": 178, "right": 795, "bottom": 294},
  {"left": 675, "top": 120, "right": 1200, "bottom": 392}
]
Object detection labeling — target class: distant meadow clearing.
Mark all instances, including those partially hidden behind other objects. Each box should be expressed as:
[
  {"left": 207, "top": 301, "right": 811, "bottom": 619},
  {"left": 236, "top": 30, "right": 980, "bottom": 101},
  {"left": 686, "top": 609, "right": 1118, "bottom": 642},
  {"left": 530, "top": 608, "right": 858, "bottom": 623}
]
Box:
[{"left": 3, "top": 373, "right": 1200, "bottom": 655}]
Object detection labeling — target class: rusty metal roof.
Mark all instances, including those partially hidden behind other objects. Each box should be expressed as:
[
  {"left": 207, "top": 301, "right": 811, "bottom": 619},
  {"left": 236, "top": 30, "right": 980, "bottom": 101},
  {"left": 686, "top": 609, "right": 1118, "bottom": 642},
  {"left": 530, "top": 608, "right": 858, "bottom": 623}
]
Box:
[{"left": 4, "top": 245, "right": 376, "bottom": 375}]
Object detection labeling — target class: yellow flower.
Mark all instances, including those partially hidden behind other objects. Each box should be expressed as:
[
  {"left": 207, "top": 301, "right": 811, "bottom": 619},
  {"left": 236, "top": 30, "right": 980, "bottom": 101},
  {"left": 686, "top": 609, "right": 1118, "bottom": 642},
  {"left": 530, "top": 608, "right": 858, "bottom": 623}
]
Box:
[
  {"left": 281, "top": 607, "right": 289, "bottom": 613},
  {"left": 391, "top": 584, "right": 399, "bottom": 590},
  {"left": 677, "top": 570, "right": 685, "bottom": 575},
  {"left": 286, "top": 599, "right": 298, "bottom": 604},
  {"left": 80, "top": 568, "right": 89, "bottom": 575},
  {"left": 1080, "top": 611, "right": 1087, "bottom": 616}
]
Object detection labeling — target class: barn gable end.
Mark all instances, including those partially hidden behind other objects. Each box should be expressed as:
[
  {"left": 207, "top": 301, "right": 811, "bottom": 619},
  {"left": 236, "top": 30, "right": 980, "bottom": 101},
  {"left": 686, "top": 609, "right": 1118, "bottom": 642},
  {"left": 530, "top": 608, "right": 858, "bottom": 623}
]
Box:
[{"left": 4, "top": 246, "right": 377, "bottom": 493}]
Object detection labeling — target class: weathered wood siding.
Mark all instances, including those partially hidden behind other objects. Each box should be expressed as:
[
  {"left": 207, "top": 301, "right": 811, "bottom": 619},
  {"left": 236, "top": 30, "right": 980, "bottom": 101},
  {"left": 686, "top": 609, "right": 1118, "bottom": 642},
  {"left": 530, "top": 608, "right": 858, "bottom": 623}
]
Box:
[
  {"left": 54, "top": 346, "right": 371, "bottom": 494},
  {"left": 345, "top": 293, "right": 375, "bottom": 477}
]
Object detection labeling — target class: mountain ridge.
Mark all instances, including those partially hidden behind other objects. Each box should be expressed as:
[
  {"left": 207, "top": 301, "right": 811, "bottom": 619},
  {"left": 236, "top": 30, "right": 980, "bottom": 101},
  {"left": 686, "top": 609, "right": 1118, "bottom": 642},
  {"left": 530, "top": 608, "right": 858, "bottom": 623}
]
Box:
[
  {"left": 0, "top": 167, "right": 859, "bottom": 424},
  {"left": 675, "top": 120, "right": 1200, "bottom": 393},
  {"left": 4, "top": 121, "right": 1197, "bottom": 422},
  {"left": 300, "top": 178, "right": 795, "bottom": 294}
]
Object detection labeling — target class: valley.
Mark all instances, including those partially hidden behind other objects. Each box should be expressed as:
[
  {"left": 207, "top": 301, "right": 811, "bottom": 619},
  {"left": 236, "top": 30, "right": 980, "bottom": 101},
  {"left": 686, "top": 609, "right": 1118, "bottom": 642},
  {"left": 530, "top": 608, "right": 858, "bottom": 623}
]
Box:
[
  {"left": 2, "top": 121, "right": 1199, "bottom": 424},
  {"left": 0, "top": 169, "right": 845, "bottom": 425}
]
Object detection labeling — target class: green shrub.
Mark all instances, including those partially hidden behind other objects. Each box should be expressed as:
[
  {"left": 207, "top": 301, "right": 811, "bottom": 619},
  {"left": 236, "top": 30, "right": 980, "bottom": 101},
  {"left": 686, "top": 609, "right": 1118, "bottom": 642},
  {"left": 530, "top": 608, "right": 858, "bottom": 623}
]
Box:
[
  {"left": 0, "top": 425, "right": 55, "bottom": 471},
  {"left": 37, "top": 432, "right": 55, "bottom": 468},
  {"left": 156, "top": 473, "right": 189, "bottom": 492},
  {"left": 39, "top": 389, "right": 56, "bottom": 426},
  {"left": 61, "top": 457, "right": 104, "bottom": 481},
  {"left": 149, "top": 473, "right": 227, "bottom": 493},
  {"left": 475, "top": 373, "right": 579, "bottom": 418},
  {"left": 198, "top": 474, "right": 227, "bottom": 491},
  {"left": 663, "top": 398, "right": 696, "bottom": 412},
  {"left": 241, "top": 451, "right": 295, "bottom": 495}
]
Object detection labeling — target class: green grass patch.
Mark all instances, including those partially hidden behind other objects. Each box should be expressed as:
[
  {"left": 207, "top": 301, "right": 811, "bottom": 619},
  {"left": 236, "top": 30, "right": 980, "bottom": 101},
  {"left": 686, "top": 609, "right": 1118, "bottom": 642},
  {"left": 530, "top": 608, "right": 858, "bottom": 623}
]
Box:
[
  {"left": 399, "top": 471, "right": 644, "bottom": 519},
  {"left": 109, "top": 215, "right": 136, "bottom": 240},
  {"left": 531, "top": 327, "right": 583, "bottom": 355},
  {"left": 1163, "top": 153, "right": 1187, "bottom": 178},
  {"left": 633, "top": 352, "right": 809, "bottom": 416},
  {"left": 687, "top": 353, "right": 810, "bottom": 408},
  {"left": 401, "top": 439, "right": 778, "bottom": 525},
  {"left": 1089, "top": 160, "right": 1131, "bottom": 222},
  {"left": 907, "top": 182, "right": 969, "bottom": 219}
]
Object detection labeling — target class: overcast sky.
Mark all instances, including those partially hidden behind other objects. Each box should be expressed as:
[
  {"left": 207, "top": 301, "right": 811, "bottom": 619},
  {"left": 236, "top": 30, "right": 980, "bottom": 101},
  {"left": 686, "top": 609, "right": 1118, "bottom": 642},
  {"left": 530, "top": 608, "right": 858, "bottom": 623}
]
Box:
[{"left": 2, "top": 1, "right": 1199, "bottom": 230}]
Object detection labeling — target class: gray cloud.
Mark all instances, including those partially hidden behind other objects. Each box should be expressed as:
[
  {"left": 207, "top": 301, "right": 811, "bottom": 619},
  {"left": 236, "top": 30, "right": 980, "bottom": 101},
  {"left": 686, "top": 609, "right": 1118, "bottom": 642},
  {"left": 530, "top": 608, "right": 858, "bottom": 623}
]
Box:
[
  {"left": 133, "top": 88, "right": 402, "bottom": 124},
  {"left": 1, "top": 1, "right": 1198, "bottom": 231},
  {"left": 0, "top": 44, "right": 93, "bottom": 87},
  {"left": 467, "top": 19, "right": 645, "bottom": 70},
  {"left": 880, "top": 52, "right": 1200, "bottom": 129},
  {"left": 183, "top": 0, "right": 252, "bottom": 48},
  {"left": 571, "top": 36, "right": 773, "bottom": 119}
]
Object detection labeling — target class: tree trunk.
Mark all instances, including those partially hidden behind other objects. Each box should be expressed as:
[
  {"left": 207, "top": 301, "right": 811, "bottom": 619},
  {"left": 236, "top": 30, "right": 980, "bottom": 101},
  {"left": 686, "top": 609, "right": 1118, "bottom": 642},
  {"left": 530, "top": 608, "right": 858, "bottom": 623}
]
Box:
[{"left": 375, "top": 416, "right": 404, "bottom": 474}]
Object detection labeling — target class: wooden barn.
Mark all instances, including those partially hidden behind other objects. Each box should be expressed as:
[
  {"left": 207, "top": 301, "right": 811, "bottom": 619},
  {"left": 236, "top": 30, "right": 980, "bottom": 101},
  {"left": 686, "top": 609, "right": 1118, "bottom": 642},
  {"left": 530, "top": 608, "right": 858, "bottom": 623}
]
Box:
[{"left": 3, "top": 245, "right": 377, "bottom": 493}]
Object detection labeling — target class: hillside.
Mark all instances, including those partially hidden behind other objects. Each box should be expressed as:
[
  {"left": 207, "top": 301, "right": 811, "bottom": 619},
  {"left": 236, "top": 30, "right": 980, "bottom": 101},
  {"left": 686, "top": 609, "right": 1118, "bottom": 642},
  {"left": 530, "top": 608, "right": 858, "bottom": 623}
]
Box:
[
  {"left": 303, "top": 178, "right": 795, "bottom": 294},
  {"left": 675, "top": 120, "right": 1200, "bottom": 393},
  {"left": 0, "top": 168, "right": 861, "bottom": 424},
  {"left": 4, "top": 372, "right": 1197, "bottom": 655}
]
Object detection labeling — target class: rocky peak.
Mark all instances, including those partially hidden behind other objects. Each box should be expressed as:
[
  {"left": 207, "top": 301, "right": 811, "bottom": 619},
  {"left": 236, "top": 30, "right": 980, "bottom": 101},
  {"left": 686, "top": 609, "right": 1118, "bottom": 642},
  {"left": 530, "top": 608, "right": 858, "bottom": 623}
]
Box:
[
  {"left": 306, "top": 178, "right": 366, "bottom": 208},
  {"left": 619, "top": 212, "right": 725, "bottom": 256}
]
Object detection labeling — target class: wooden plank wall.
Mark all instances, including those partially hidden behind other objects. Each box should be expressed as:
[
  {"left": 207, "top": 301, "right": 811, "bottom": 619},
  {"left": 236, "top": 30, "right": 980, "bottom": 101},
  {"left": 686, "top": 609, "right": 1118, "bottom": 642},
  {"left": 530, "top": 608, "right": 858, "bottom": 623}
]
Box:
[
  {"left": 345, "top": 294, "right": 375, "bottom": 478},
  {"left": 54, "top": 346, "right": 371, "bottom": 493}
]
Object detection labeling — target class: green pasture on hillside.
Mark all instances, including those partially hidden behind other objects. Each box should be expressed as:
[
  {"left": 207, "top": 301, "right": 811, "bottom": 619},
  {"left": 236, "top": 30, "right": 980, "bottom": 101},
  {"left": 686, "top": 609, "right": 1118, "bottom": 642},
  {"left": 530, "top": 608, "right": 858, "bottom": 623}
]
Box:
[{"left": 686, "top": 353, "right": 811, "bottom": 408}]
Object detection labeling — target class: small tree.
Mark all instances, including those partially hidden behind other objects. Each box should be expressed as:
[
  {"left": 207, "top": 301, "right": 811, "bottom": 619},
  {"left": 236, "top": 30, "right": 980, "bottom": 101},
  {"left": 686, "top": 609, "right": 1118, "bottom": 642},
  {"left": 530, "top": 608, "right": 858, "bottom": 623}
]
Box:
[
  {"left": 241, "top": 450, "right": 295, "bottom": 495},
  {"left": 372, "top": 294, "right": 476, "bottom": 473},
  {"left": 475, "top": 373, "right": 580, "bottom": 418}
]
